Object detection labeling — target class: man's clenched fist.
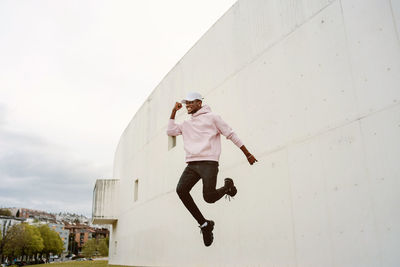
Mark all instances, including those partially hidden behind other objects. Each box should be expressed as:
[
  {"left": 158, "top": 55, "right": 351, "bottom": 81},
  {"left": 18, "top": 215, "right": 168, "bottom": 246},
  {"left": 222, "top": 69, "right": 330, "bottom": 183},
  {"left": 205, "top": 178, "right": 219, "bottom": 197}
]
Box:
[{"left": 174, "top": 102, "right": 183, "bottom": 111}]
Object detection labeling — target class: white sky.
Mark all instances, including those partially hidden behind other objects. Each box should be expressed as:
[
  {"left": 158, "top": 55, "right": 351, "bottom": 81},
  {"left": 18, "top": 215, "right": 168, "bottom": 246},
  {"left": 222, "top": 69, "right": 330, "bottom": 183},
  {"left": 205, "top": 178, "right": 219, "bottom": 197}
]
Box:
[{"left": 0, "top": 0, "right": 237, "bottom": 216}]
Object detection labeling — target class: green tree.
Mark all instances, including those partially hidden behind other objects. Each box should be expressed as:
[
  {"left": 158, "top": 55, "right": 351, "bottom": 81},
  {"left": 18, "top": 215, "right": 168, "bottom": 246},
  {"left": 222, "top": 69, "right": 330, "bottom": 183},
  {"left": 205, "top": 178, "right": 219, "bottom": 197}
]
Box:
[
  {"left": 37, "top": 225, "right": 64, "bottom": 261},
  {"left": 2, "top": 223, "right": 44, "bottom": 260},
  {"left": 0, "top": 209, "right": 12, "bottom": 216},
  {"left": 82, "top": 239, "right": 96, "bottom": 257},
  {"left": 98, "top": 239, "right": 108, "bottom": 256},
  {"left": 82, "top": 238, "right": 108, "bottom": 257}
]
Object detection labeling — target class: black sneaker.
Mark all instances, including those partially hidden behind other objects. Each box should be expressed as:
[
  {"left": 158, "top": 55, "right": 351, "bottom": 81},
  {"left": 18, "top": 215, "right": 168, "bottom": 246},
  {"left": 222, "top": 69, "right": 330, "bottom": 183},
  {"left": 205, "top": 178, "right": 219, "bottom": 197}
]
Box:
[
  {"left": 224, "top": 178, "right": 237, "bottom": 197},
  {"left": 200, "top": 220, "right": 214, "bottom": 247}
]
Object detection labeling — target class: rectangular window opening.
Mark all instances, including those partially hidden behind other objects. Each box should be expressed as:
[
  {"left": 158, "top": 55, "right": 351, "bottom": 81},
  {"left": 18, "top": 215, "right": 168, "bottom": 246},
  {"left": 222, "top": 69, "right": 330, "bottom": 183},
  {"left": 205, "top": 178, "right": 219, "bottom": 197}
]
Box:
[
  {"left": 134, "top": 179, "right": 139, "bottom": 202},
  {"left": 168, "top": 136, "right": 176, "bottom": 150}
]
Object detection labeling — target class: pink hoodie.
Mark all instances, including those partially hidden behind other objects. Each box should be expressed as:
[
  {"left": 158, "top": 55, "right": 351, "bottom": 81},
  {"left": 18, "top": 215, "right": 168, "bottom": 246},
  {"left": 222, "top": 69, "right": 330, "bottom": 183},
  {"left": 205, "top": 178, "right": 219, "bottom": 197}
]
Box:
[{"left": 167, "top": 105, "right": 243, "bottom": 163}]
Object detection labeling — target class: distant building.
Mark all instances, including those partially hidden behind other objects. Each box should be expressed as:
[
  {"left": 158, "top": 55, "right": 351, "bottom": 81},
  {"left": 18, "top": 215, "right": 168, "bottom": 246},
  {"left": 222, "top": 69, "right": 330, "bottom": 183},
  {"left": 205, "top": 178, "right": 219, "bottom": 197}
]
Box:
[
  {"left": 55, "top": 213, "right": 89, "bottom": 225},
  {"left": 64, "top": 224, "right": 109, "bottom": 254},
  {"left": 48, "top": 223, "right": 69, "bottom": 253},
  {"left": 17, "top": 208, "right": 56, "bottom": 221},
  {"left": 91, "top": 227, "right": 109, "bottom": 240},
  {"left": 0, "top": 215, "right": 25, "bottom": 237}
]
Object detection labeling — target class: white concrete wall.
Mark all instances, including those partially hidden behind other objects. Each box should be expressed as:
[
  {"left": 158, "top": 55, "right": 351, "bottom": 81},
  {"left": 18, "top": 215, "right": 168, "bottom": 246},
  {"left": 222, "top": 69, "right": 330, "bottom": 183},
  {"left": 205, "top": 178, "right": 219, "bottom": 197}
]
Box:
[{"left": 99, "top": 0, "right": 400, "bottom": 266}]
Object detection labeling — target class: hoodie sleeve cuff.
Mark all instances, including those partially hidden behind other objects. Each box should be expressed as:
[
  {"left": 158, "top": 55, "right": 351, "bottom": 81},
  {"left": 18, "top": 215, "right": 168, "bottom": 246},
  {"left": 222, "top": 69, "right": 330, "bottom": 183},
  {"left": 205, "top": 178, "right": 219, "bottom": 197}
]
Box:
[{"left": 229, "top": 133, "right": 244, "bottom": 148}]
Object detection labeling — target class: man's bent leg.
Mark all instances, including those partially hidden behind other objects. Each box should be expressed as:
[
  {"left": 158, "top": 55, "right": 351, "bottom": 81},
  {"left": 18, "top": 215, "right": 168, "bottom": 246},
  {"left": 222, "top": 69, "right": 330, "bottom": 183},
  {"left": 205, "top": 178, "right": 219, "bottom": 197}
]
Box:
[
  {"left": 176, "top": 166, "right": 206, "bottom": 225},
  {"left": 199, "top": 162, "right": 227, "bottom": 203}
]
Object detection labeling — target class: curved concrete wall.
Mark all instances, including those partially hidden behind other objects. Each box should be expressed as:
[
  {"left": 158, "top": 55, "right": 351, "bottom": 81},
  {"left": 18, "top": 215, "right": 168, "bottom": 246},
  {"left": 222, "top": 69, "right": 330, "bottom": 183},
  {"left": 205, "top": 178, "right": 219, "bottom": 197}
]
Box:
[{"left": 100, "top": 0, "right": 400, "bottom": 266}]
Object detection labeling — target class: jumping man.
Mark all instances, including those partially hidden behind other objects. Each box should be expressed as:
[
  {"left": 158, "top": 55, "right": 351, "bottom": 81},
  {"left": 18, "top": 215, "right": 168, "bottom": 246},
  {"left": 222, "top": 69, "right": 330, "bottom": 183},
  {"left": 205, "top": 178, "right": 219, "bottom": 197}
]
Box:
[{"left": 166, "top": 92, "right": 257, "bottom": 247}]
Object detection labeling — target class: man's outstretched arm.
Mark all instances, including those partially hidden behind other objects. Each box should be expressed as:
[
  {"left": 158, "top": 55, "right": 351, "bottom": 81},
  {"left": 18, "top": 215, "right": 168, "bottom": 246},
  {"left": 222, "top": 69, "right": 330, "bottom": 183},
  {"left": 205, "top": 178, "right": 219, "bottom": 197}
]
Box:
[
  {"left": 213, "top": 114, "right": 258, "bottom": 165},
  {"left": 240, "top": 145, "right": 258, "bottom": 165}
]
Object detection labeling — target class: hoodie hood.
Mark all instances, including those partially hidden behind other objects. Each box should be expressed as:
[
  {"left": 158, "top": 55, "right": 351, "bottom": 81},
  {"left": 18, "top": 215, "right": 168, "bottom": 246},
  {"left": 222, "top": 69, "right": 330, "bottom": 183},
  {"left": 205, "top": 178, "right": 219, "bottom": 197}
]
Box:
[{"left": 192, "top": 105, "right": 212, "bottom": 117}]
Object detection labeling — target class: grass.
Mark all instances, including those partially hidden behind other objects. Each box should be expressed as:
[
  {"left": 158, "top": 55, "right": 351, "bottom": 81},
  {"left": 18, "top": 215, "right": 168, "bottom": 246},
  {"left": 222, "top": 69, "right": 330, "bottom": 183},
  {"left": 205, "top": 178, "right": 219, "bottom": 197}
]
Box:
[{"left": 34, "top": 260, "right": 129, "bottom": 267}]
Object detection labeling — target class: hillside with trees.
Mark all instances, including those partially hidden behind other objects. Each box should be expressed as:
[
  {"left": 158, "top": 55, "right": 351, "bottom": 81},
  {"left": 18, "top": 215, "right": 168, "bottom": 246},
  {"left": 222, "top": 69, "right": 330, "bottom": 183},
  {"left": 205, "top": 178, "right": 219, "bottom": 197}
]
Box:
[{"left": 0, "top": 223, "right": 63, "bottom": 264}]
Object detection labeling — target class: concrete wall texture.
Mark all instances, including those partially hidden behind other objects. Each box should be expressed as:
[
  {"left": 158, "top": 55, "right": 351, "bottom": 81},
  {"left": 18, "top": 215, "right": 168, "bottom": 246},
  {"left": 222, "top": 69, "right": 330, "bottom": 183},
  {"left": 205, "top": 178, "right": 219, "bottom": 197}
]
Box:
[{"left": 92, "top": 0, "right": 400, "bottom": 266}]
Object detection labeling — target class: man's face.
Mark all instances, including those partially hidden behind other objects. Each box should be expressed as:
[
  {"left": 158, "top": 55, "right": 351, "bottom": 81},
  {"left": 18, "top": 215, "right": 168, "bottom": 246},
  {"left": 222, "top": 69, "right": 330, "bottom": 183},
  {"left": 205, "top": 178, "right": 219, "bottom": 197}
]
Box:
[{"left": 185, "top": 100, "right": 202, "bottom": 114}]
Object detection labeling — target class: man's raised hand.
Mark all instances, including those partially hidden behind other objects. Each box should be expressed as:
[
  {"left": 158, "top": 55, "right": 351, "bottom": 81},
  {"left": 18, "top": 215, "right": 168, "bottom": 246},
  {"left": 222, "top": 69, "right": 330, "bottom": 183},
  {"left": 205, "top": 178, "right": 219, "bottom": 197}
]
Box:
[
  {"left": 170, "top": 102, "right": 182, "bottom": 119},
  {"left": 174, "top": 102, "right": 183, "bottom": 111}
]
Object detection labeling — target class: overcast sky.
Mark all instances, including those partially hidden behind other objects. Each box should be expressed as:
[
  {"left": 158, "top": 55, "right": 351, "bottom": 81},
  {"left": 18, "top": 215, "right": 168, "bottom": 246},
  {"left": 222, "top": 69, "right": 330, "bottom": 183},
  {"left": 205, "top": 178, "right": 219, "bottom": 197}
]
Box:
[{"left": 0, "top": 0, "right": 237, "bottom": 217}]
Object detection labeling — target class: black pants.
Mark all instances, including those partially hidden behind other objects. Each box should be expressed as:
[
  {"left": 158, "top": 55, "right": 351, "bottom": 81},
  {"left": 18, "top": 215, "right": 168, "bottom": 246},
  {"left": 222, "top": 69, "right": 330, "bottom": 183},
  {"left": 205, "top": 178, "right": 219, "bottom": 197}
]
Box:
[{"left": 176, "top": 161, "right": 226, "bottom": 225}]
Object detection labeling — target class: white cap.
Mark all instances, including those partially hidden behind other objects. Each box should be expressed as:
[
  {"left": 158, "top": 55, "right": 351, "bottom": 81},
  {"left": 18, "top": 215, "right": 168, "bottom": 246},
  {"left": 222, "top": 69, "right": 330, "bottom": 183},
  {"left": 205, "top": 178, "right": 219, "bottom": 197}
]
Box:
[{"left": 181, "top": 92, "right": 204, "bottom": 104}]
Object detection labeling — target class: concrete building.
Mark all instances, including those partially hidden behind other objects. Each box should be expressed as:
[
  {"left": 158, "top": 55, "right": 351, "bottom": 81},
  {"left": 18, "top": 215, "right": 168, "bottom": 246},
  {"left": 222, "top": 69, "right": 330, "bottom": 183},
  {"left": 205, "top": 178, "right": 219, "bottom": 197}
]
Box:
[{"left": 92, "top": 0, "right": 400, "bottom": 266}]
